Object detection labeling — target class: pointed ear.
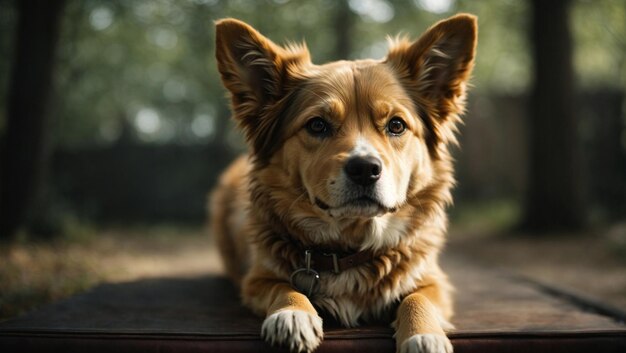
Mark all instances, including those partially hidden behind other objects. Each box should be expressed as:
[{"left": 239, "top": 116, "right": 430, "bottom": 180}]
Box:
[
  {"left": 215, "top": 19, "right": 310, "bottom": 135},
  {"left": 386, "top": 14, "right": 477, "bottom": 148}
]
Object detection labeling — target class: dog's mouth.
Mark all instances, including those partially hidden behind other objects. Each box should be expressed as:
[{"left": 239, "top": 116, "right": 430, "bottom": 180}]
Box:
[
  {"left": 315, "top": 197, "right": 396, "bottom": 218},
  {"left": 315, "top": 198, "right": 331, "bottom": 210}
]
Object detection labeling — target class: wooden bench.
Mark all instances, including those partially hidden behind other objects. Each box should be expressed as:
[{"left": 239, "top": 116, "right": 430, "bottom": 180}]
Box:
[{"left": 1, "top": 257, "right": 625, "bottom": 352}]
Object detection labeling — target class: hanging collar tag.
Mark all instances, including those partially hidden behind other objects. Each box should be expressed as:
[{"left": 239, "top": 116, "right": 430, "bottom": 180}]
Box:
[{"left": 290, "top": 250, "right": 320, "bottom": 297}]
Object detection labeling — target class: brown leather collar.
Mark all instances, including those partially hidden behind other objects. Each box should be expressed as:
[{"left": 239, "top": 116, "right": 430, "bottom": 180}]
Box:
[
  {"left": 300, "top": 249, "right": 374, "bottom": 274},
  {"left": 289, "top": 248, "right": 375, "bottom": 296}
]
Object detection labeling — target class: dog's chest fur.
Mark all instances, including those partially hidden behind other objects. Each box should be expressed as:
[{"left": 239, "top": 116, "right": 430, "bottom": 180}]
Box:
[{"left": 252, "top": 207, "right": 449, "bottom": 327}]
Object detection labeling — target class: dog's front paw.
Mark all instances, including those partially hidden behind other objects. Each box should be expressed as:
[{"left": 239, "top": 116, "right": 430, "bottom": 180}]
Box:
[
  {"left": 261, "top": 309, "right": 323, "bottom": 353},
  {"left": 399, "top": 334, "right": 453, "bottom": 353}
]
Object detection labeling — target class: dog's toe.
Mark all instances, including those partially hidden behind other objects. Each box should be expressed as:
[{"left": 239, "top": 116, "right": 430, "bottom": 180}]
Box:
[
  {"left": 399, "top": 334, "right": 453, "bottom": 353},
  {"left": 261, "top": 309, "right": 323, "bottom": 353}
]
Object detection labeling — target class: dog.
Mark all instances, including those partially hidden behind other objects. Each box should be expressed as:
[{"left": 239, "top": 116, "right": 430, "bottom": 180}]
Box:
[{"left": 210, "top": 14, "right": 477, "bottom": 353}]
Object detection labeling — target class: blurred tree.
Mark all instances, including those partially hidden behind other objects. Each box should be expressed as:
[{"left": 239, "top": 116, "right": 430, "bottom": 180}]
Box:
[
  {"left": 0, "top": 0, "right": 17, "bottom": 132},
  {"left": 522, "top": 0, "right": 586, "bottom": 231},
  {"left": 0, "top": 0, "right": 623, "bottom": 225},
  {"left": 0, "top": 0, "right": 66, "bottom": 238},
  {"left": 332, "top": 0, "right": 353, "bottom": 60}
]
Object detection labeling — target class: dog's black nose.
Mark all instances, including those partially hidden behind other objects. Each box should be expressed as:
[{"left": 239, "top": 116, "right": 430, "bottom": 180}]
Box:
[{"left": 344, "top": 156, "right": 382, "bottom": 186}]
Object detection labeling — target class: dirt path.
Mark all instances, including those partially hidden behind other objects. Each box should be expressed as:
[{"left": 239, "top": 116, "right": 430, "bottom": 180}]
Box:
[
  {"left": 2, "top": 224, "right": 625, "bottom": 320},
  {"left": 0, "top": 227, "right": 223, "bottom": 320}
]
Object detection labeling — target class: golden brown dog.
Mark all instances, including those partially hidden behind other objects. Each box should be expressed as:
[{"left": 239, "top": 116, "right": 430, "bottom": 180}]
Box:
[{"left": 210, "top": 14, "right": 477, "bottom": 353}]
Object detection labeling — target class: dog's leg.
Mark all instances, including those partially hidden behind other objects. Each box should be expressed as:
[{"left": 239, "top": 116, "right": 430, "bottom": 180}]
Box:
[
  {"left": 244, "top": 275, "right": 323, "bottom": 353},
  {"left": 394, "top": 284, "right": 453, "bottom": 353}
]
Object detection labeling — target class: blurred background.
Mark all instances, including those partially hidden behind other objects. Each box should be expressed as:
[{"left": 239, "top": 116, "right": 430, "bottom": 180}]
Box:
[{"left": 1, "top": 0, "right": 625, "bottom": 319}]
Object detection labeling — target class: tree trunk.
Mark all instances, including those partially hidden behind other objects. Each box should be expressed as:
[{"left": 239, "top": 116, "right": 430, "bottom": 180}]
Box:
[
  {"left": 0, "top": 0, "right": 66, "bottom": 238},
  {"left": 332, "top": 0, "right": 353, "bottom": 60},
  {"left": 522, "top": 0, "right": 585, "bottom": 231}
]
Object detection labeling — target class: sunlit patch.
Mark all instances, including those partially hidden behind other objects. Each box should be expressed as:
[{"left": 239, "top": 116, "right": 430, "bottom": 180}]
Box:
[
  {"left": 413, "top": 0, "right": 454, "bottom": 14},
  {"left": 89, "top": 7, "right": 114, "bottom": 31},
  {"left": 348, "top": 0, "right": 395, "bottom": 23},
  {"left": 191, "top": 114, "right": 215, "bottom": 138},
  {"left": 135, "top": 108, "right": 161, "bottom": 134},
  {"left": 147, "top": 27, "right": 178, "bottom": 50}
]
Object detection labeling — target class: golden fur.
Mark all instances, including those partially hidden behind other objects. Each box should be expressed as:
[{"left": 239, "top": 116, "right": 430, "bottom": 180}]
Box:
[{"left": 211, "top": 14, "right": 477, "bottom": 353}]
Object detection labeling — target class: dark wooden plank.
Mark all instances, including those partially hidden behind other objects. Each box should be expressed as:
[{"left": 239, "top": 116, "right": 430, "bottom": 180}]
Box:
[
  {"left": 1, "top": 256, "right": 624, "bottom": 352},
  {"left": 445, "top": 257, "right": 626, "bottom": 334}
]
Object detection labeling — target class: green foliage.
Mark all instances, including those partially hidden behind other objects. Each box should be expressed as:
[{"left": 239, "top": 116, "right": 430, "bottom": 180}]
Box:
[
  {"left": 0, "top": 0, "right": 624, "bottom": 146},
  {"left": 54, "top": 0, "right": 226, "bottom": 147},
  {"left": 573, "top": 0, "right": 626, "bottom": 88}
]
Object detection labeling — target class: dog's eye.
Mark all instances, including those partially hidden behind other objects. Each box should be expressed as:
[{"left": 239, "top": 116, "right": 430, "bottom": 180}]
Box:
[
  {"left": 305, "top": 117, "right": 331, "bottom": 137},
  {"left": 386, "top": 117, "right": 406, "bottom": 135}
]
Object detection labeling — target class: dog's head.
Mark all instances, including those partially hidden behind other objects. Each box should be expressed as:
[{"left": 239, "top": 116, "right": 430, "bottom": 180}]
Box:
[{"left": 215, "top": 15, "right": 476, "bottom": 246}]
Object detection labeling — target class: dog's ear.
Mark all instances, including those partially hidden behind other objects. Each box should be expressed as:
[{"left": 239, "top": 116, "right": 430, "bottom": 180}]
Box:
[
  {"left": 386, "top": 14, "right": 477, "bottom": 149},
  {"left": 215, "top": 19, "right": 310, "bottom": 151}
]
